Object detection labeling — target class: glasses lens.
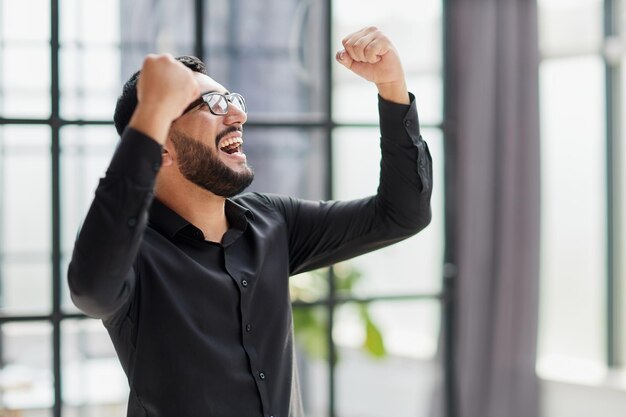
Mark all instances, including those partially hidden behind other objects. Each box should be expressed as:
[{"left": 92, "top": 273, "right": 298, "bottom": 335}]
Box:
[
  {"left": 206, "top": 94, "right": 228, "bottom": 115},
  {"left": 231, "top": 94, "right": 246, "bottom": 113}
]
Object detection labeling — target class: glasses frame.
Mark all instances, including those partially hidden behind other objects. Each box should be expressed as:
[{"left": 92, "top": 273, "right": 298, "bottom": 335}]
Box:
[{"left": 181, "top": 91, "right": 247, "bottom": 116}]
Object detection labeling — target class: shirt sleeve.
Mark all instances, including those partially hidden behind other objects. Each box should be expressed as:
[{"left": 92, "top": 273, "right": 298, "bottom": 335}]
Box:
[
  {"left": 262, "top": 93, "right": 433, "bottom": 276},
  {"left": 67, "top": 127, "right": 162, "bottom": 322}
]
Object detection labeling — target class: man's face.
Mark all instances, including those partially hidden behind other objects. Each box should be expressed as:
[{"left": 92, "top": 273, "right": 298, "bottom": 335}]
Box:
[{"left": 167, "top": 73, "right": 254, "bottom": 197}]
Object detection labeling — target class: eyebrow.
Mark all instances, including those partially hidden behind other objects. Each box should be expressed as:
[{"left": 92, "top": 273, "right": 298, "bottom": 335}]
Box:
[
  {"left": 182, "top": 97, "right": 205, "bottom": 115},
  {"left": 198, "top": 88, "right": 233, "bottom": 99},
  {"left": 200, "top": 89, "right": 229, "bottom": 96}
]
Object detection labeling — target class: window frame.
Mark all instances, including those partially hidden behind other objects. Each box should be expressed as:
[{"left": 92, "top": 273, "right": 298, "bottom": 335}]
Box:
[{"left": 0, "top": 1, "right": 451, "bottom": 416}]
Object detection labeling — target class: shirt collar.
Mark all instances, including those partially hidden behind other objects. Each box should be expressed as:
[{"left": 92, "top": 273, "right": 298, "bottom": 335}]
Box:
[
  {"left": 149, "top": 198, "right": 189, "bottom": 239},
  {"left": 149, "top": 197, "right": 253, "bottom": 242}
]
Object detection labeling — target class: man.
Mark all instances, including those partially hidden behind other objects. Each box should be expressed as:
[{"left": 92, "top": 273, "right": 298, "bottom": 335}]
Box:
[{"left": 68, "top": 27, "right": 432, "bottom": 417}]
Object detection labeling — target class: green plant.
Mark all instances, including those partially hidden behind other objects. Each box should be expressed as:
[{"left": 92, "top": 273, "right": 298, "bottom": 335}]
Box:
[{"left": 290, "top": 262, "right": 387, "bottom": 360}]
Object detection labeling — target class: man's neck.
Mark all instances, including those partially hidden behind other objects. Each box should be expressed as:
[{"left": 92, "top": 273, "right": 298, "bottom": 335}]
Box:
[{"left": 157, "top": 185, "right": 229, "bottom": 243}]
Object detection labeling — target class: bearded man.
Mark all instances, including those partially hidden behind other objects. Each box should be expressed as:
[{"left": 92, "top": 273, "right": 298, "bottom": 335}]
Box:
[{"left": 68, "top": 26, "right": 433, "bottom": 417}]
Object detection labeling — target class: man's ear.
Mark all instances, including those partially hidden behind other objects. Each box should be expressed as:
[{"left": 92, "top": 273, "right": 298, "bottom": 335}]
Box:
[{"left": 161, "top": 147, "right": 174, "bottom": 167}]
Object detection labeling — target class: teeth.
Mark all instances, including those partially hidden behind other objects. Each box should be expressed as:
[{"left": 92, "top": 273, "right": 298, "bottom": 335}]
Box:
[{"left": 220, "top": 137, "right": 243, "bottom": 149}]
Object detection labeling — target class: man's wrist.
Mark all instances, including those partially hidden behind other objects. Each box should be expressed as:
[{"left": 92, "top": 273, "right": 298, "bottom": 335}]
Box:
[
  {"left": 376, "top": 80, "right": 410, "bottom": 105},
  {"left": 378, "top": 91, "right": 419, "bottom": 144}
]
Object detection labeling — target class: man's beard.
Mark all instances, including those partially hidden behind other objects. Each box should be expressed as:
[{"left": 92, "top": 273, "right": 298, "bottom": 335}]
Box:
[{"left": 170, "top": 128, "right": 254, "bottom": 198}]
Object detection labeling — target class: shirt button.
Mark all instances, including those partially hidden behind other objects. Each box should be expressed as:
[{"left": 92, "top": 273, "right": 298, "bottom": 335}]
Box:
[
  {"left": 127, "top": 218, "right": 137, "bottom": 227},
  {"left": 152, "top": 162, "right": 160, "bottom": 172},
  {"left": 246, "top": 324, "right": 251, "bottom": 332},
  {"left": 404, "top": 120, "right": 412, "bottom": 127},
  {"left": 241, "top": 279, "right": 248, "bottom": 287},
  {"left": 259, "top": 372, "right": 266, "bottom": 380}
]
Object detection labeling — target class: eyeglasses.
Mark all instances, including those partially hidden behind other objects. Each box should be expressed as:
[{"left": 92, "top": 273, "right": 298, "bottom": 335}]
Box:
[{"left": 182, "top": 92, "right": 247, "bottom": 116}]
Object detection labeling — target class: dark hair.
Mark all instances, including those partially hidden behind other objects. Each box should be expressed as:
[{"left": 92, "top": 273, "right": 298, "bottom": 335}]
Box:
[{"left": 113, "top": 55, "right": 208, "bottom": 136}]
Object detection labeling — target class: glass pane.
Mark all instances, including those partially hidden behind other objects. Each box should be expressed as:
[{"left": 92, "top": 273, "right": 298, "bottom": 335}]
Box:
[
  {"left": 119, "top": 0, "right": 194, "bottom": 82},
  {"left": 332, "top": 0, "right": 442, "bottom": 124},
  {"left": 0, "top": 126, "right": 51, "bottom": 254},
  {"left": 205, "top": 0, "right": 327, "bottom": 118},
  {"left": 244, "top": 127, "right": 327, "bottom": 200},
  {"left": 0, "top": 45, "right": 51, "bottom": 118},
  {"left": 2, "top": 44, "right": 50, "bottom": 93},
  {"left": 538, "top": 57, "right": 607, "bottom": 378},
  {"left": 292, "top": 305, "right": 329, "bottom": 417},
  {"left": 60, "top": 0, "right": 121, "bottom": 119},
  {"left": 538, "top": 0, "right": 603, "bottom": 57},
  {"left": 0, "top": 0, "right": 49, "bottom": 42},
  {"left": 332, "top": 128, "right": 443, "bottom": 296},
  {"left": 60, "top": 46, "right": 121, "bottom": 120},
  {"left": 291, "top": 268, "right": 329, "bottom": 304},
  {"left": 60, "top": 0, "right": 120, "bottom": 44},
  {"left": 61, "top": 126, "right": 118, "bottom": 312},
  {"left": 62, "top": 319, "right": 128, "bottom": 416},
  {"left": 332, "top": 74, "right": 442, "bottom": 126},
  {"left": 0, "top": 262, "right": 51, "bottom": 314},
  {"left": 0, "top": 322, "right": 53, "bottom": 416},
  {"left": 334, "top": 300, "right": 440, "bottom": 417},
  {"left": 0, "top": 126, "right": 51, "bottom": 314},
  {"left": 407, "top": 74, "right": 443, "bottom": 128}
]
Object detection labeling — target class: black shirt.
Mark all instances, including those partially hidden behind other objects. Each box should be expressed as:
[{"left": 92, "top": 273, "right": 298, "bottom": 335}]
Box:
[{"left": 68, "top": 94, "right": 432, "bottom": 417}]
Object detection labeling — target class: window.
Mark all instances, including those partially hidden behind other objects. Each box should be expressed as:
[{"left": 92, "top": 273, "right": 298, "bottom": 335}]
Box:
[
  {"left": 0, "top": 1, "right": 445, "bottom": 416},
  {"left": 537, "top": 0, "right": 624, "bottom": 381}
]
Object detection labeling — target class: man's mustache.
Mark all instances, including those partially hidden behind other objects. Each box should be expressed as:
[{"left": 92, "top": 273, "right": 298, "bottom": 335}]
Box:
[{"left": 215, "top": 126, "right": 243, "bottom": 147}]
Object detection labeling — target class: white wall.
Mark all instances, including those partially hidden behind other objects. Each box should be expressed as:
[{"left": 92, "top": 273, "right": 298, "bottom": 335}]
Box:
[{"left": 541, "top": 377, "right": 626, "bottom": 417}]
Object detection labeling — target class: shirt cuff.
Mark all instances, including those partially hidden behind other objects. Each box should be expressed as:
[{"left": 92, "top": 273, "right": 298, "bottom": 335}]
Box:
[
  {"left": 378, "top": 92, "right": 421, "bottom": 146},
  {"left": 378, "top": 92, "right": 431, "bottom": 194},
  {"left": 107, "top": 127, "right": 163, "bottom": 187}
]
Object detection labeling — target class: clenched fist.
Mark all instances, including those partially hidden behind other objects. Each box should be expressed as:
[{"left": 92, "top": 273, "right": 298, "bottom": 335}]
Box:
[
  {"left": 336, "top": 27, "right": 409, "bottom": 104},
  {"left": 130, "top": 54, "right": 201, "bottom": 145}
]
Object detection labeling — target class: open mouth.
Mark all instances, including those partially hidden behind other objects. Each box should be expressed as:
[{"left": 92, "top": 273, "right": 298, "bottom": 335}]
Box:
[{"left": 219, "top": 137, "right": 243, "bottom": 155}]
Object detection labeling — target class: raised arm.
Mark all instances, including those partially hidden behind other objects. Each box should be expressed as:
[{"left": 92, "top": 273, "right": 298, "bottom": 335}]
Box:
[
  {"left": 270, "top": 27, "right": 433, "bottom": 274},
  {"left": 67, "top": 55, "right": 199, "bottom": 320}
]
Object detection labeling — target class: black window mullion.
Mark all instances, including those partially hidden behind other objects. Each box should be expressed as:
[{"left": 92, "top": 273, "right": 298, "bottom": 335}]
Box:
[
  {"left": 604, "top": 0, "right": 621, "bottom": 368},
  {"left": 322, "top": 1, "right": 338, "bottom": 416},
  {"left": 50, "top": 0, "right": 63, "bottom": 416},
  {"left": 194, "top": 0, "right": 205, "bottom": 62}
]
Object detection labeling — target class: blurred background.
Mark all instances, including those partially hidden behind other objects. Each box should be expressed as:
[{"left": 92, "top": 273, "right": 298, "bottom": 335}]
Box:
[{"left": 0, "top": 0, "right": 623, "bottom": 416}]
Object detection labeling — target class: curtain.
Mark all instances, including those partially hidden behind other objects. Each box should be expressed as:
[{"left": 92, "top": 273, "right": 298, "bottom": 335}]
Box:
[{"left": 437, "top": 1, "right": 542, "bottom": 416}]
